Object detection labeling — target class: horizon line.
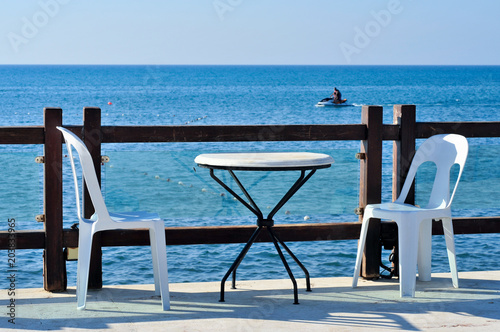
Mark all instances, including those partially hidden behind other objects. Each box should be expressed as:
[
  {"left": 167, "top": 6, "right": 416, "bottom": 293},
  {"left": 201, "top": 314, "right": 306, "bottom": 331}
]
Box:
[{"left": 1, "top": 63, "right": 499, "bottom": 66}]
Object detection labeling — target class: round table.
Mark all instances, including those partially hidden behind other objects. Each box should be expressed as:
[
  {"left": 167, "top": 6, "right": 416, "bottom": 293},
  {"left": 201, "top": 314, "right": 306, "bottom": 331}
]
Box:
[{"left": 195, "top": 152, "right": 334, "bottom": 304}]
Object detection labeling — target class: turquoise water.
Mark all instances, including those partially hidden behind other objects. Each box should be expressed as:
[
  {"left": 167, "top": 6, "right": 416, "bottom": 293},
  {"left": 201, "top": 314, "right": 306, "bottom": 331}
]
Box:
[{"left": 1, "top": 65, "right": 500, "bottom": 289}]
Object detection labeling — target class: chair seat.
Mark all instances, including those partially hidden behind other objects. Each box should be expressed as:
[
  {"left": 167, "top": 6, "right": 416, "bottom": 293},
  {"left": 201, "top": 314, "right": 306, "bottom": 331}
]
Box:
[
  {"left": 90, "top": 211, "right": 161, "bottom": 223},
  {"left": 366, "top": 203, "right": 451, "bottom": 221},
  {"left": 369, "top": 202, "right": 423, "bottom": 212},
  {"left": 108, "top": 211, "right": 161, "bottom": 222}
]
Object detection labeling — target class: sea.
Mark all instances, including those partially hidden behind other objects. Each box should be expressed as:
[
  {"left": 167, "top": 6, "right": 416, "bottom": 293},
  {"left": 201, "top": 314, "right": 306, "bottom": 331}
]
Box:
[{"left": 1, "top": 65, "right": 499, "bottom": 290}]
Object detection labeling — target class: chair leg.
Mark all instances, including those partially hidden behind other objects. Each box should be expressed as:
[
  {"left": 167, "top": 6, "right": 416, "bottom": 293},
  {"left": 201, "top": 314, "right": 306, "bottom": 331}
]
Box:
[
  {"left": 149, "top": 228, "right": 161, "bottom": 296},
  {"left": 417, "top": 218, "right": 432, "bottom": 282},
  {"left": 442, "top": 217, "right": 459, "bottom": 288},
  {"left": 352, "top": 215, "right": 371, "bottom": 287},
  {"left": 397, "top": 218, "right": 420, "bottom": 297},
  {"left": 151, "top": 223, "right": 170, "bottom": 311},
  {"left": 76, "top": 226, "right": 94, "bottom": 310}
]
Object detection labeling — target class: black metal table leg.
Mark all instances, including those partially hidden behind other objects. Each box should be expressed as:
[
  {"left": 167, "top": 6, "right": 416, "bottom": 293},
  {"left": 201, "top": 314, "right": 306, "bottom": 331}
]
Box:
[
  {"left": 220, "top": 226, "right": 263, "bottom": 302},
  {"left": 268, "top": 227, "right": 311, "bottom": 292},
  {"left": 268, "top": 169, "right": 316, "bottom": 220},
  {"left": 266, "top": 227, "right": 300, "bottom": 304},
  {"left": 210, "top": 169, "right": 263, "bottom": 219}
]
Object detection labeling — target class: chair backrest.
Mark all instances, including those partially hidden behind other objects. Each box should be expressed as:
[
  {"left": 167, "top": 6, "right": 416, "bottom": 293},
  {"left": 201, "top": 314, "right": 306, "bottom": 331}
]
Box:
[
  {"left": 57, "top": 127, "right": 111, "bottom": 224},
  {"left": 395, "top": 134, "right": 468, "bottom": 209}
]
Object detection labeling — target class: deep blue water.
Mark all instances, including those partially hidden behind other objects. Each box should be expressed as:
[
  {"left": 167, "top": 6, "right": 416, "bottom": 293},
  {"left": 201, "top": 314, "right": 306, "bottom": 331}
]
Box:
[{"left": 1, "top": 65, "right": 499, "bottom": 290}]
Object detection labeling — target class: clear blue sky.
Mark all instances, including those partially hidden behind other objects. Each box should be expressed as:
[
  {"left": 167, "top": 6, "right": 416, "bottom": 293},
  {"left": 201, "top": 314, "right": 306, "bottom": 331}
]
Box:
[{"left": 1, "top": 0, "right": 499, "bottom": 65}]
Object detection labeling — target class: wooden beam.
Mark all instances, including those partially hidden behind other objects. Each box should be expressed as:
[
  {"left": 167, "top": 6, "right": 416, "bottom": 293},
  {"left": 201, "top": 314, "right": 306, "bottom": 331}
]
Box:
[
  {"left": 101, "top": 124, "right": 367, "bottom": 143},
  {"left": 416, "top": 122, "right": 500, "bottom": 138},
  {"left": 382, "top": 124, "right": 400, "bottom": 141},
  {"left": 43, "top": 107, "right": 66, "bottom": 292},
  {"left": 0, "top": 230, "right": 45, "bottom": 249},
  {"left": 62, "top": 222, "right": 363, "bottom": 247},
  {"left": 0, "top": 127, "right": 45, "bottom": 144},
  {"left": 83, "top": 107, "right": 103, "bottom": 290},
  {"left": 393, "top": 105, "right": 416, "bottom": 203},
  {"left": 359, "top": 105, "right": 383, "bottom": 279}
]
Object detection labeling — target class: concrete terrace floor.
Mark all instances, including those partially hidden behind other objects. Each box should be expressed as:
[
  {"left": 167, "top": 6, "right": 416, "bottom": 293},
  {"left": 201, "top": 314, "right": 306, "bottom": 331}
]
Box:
[{"left": 1, "top": 271, "right": 499, "bottom": 331}]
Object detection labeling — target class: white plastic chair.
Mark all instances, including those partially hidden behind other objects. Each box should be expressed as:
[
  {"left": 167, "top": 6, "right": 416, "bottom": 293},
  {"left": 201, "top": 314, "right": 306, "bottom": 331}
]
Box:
[
  {"left": 57, "top": 127, "right": 170, "bottom": 310},
  {"left": 353, "top": 134, "right": 468, "bottom": 297}
]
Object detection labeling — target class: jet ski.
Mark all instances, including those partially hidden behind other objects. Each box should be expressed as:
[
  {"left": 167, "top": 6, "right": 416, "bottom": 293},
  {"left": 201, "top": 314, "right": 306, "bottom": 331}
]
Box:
[{"left": 315, "top": 97, "right": 348, "bottom": 107}]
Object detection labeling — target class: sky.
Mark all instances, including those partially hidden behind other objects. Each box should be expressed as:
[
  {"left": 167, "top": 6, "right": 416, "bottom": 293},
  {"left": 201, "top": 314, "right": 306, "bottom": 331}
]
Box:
[{"left": 1, "top": 0, "right": 499, "bottom": 65}]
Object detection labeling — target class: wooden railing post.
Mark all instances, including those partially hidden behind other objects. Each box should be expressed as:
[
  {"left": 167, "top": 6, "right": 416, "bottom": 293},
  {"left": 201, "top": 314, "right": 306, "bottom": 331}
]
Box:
[
  {"left": 359, "top": 105, "right": 383, "bottom": 279},
  {"left": 83, "top": 107, "right": 103, "bottom": 289},
  {"left": 393, "top": 105, "right": 416, "bottom": 203},
  {"left": 43, "top": 107, "right": 66, "bottom": 291}
]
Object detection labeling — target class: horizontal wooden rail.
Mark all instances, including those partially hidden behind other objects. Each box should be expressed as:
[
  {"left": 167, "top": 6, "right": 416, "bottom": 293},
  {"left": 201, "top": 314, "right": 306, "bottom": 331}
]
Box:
[
  {"left": 2, "top": 122, "right": 500, "bottom": 146},
  {"left": 2, "top": 217, "right": 499, "bottom": 250},
  {"left": 100, "top": 124, "right": 368, "bottom": 143},
  {"left": 58, "top": 124, "right": 402, "bottom": 142},
  {"left": 417, "top": 122, "right": 500, "bottom": 138},
  {"left": 0, "top": 127, "right": 45, "bottom": 144}
]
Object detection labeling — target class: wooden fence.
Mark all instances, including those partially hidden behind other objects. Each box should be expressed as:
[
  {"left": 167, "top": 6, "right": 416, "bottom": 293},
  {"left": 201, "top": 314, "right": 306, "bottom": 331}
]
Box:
[{"left": 1, "top": 105, "right": 499, "bottom": 292}]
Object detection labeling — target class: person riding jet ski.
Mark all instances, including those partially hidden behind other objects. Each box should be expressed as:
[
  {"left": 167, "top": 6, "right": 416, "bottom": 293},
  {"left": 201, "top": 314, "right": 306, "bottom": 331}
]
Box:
[
  {"left": 315, "top": 87, "right": 348, "bottom": 106},
  {"left": 331, "top": 87, "right": 342, "bottom": 104}
]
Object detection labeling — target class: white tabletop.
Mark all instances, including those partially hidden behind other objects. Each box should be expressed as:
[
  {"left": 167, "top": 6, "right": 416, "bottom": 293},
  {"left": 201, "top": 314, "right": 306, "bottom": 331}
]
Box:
[{"left": 195, "top": 152, "right": 334, "bottom": 170}]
